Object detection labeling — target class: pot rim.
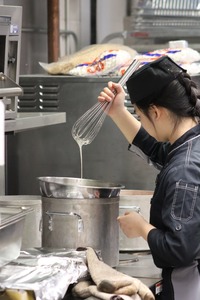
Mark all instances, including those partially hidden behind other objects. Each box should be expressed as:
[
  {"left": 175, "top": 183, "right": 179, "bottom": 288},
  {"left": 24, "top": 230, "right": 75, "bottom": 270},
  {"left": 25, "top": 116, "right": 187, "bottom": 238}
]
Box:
[{"left": 38, "top": 176, "right": 125, "bottom": 189}]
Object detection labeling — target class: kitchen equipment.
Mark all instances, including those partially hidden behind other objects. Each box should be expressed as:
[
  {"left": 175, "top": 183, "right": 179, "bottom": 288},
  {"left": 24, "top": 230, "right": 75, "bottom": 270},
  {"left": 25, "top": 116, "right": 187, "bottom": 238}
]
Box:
[
  {"left": 0, "top": 73, "right": 23, "bottom": 195},
  {"left": 119, "top": 190, "right": 153, "bottom": 251},
  {"left": 38, "top": 177, "right": 124, "bottom": 267},
  {"left": 38, "top": 176, "right": 124, "bottom": 198},
  {"left": 0, "top": 73, "right": 23, "bottom": 98},
  {"left": 124, "top": 0, "right": 200, "bottom": 47},
  {"left": 0, "top": 204, "right": 33, "bottom": 267},
  {"left": 71, "top": 59, "right": 140, "bottom": 146},
  {"left": 0, "top": 195, "right": 42, "bottom": 249},
  {"left": 0, "top": 5, "right": 22, "bottom": 119}
]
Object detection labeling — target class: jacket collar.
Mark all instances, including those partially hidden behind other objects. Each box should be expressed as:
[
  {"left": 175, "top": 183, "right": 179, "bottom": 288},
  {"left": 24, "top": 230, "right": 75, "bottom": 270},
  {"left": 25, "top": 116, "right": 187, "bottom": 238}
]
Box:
[{"left": 168, "top": 124, "right": 200, "bottom": 157}]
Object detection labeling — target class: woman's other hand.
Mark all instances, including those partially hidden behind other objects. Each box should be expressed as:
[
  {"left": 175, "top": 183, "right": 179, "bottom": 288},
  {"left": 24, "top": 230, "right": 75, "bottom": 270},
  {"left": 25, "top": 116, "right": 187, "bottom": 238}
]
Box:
[{"left": 117, "top": 211, "right": 155, "bottom": 240}]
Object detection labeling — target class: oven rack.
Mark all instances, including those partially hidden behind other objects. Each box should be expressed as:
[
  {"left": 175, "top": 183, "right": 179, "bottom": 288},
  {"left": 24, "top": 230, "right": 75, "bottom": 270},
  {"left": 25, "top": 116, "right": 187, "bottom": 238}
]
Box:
[{"left": 129, "top": 0, "right": 200, "bottom": 38}]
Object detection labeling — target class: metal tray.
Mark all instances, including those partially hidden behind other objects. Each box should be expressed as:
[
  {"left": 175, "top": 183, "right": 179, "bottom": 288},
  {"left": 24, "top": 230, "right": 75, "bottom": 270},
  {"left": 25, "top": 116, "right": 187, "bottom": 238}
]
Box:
[{"left": 0, "top": 204, "right": 33, "bottom": 267}]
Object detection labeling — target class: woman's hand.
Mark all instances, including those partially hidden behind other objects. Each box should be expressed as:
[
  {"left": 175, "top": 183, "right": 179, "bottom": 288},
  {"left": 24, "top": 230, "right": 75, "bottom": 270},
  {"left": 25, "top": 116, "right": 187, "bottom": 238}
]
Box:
[
  {"left": 117, "top": 211, "right": 155, "bottom": 240},
  {"left": 97, "top": 81, "right": 126, "bottom": 118},
  {"left": 97, "top": 81, "right": 141, "bottom": 144}
]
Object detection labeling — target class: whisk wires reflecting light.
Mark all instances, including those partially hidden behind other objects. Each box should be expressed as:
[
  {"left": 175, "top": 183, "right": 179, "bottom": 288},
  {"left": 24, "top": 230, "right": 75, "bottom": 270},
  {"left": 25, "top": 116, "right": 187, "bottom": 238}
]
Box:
[
  {"left": 72, "top": 101, "right": 112, "bottom": 146},
  {"left": 72, "top": 59, "right": 140, "bottom": 146}
]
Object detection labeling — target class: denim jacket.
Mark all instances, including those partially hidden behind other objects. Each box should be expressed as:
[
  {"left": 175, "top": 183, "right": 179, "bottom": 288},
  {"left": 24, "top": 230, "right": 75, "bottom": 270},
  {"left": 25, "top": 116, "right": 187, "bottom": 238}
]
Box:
[{"left": 129, "top": 124, "right": 200, "bottom": 300}]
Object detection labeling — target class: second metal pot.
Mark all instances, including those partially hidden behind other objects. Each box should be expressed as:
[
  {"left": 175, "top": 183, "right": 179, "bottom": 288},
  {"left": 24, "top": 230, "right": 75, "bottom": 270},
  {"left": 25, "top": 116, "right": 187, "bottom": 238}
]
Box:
[{"left": 119, "top": 190, "right": 153, "bottom": 251}]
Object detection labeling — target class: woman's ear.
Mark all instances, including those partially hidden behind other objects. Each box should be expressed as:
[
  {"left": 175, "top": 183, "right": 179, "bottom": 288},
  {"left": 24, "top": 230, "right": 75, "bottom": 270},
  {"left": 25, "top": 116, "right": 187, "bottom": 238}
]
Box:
[{"left": 149, "top": 105, "right": 161, "bottom": 120}]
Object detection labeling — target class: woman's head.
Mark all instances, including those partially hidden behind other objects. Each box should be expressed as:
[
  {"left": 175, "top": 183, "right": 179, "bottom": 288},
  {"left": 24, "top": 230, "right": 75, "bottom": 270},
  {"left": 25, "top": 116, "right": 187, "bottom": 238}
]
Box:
[{"left": 126, "top": 56, "right": 200, "bottom": 120}]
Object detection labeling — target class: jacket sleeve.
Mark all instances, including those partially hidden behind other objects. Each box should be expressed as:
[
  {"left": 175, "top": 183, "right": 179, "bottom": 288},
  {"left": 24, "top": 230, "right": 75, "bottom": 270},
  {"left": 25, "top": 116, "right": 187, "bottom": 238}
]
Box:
[
  {"left": 147, "top": 165, "right": 200, "bottom": 268},
  {"left": 129, "top": 126, "right": 170, "bottom": 170}
]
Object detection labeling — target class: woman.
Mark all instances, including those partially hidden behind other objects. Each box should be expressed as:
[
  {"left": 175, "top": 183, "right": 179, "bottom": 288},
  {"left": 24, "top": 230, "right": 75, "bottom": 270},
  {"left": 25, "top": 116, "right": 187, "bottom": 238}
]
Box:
[{"left": 98, "top": 56, "right": 200, "bottom": 300}]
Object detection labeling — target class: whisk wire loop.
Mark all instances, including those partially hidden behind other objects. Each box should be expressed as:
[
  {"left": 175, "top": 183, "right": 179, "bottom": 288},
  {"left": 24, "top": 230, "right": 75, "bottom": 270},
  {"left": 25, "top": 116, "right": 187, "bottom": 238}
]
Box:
[{"left": 72, "top": 59, "right": 140, "bottom": 145}]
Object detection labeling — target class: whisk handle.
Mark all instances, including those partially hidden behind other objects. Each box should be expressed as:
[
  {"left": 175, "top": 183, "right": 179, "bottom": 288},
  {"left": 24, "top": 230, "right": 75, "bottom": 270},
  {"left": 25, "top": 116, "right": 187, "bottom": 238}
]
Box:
[{"left": 117, "top": 59, "right": 140, "bottom": 87}]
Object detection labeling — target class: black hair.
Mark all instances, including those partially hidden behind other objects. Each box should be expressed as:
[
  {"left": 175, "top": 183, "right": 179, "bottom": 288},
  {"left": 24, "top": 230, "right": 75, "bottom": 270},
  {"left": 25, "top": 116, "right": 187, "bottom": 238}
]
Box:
[{"left": 136, "top": 72, "right": 200, "bottom": 121}]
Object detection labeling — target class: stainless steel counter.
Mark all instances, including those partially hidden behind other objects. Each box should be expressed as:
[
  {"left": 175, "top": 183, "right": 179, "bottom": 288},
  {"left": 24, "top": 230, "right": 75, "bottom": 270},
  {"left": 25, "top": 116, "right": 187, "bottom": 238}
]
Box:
[{"left": 5, "top": 112, "right": 66, "bottom": 133}]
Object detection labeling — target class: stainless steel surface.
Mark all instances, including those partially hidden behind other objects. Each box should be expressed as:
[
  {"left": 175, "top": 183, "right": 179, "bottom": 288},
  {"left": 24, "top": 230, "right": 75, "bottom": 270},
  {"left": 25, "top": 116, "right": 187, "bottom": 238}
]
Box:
[
  {"left": 0, "top": 112, "right": 66, "bottom": 195},
  {"left": 129, "top": 0, "right": 200, "bottom": 38},
  {"left": 0, "top": 195, "right": 42, "bottom": 249},
  {"left": 117, "top": 252, "right": 162, "bottom": 280},
  {"left": 119, "top": 190, "right": 153, "bottom": 251},
  {"left": 5, "top": 112, "right": 66, "bottom": 132},
  {"left": 0, "top": 204, "right": 32, "bottom": 267},
  {"left": 0, "top": 5, "right": 22, "bottom": 119},
  {"left": 124, "top": 0, "right": 200, "bottom": 48},
  {"left": 131, "top": 0, "right": 200, "bottom": 16},
  {"left": 3, "top": 111, "right": 66, "bottom": 195},
  {"left": 41, "top": 194, "right": 120, "bottom": 267},
  {"left": 38, "top": 176, "right": 124, "bottom": 199},
  {"left": 71, "top": 59, "right": 140, "bottom": 146},
  {"left": 0, "top": 73, "right": 23, "bottom": 97}
]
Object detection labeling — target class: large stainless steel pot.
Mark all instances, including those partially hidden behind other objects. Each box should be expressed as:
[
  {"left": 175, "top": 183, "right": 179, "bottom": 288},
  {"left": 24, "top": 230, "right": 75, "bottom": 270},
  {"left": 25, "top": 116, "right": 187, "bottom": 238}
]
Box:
[{"left": 39, "top": 177, "right": 124, "bottom": 267}]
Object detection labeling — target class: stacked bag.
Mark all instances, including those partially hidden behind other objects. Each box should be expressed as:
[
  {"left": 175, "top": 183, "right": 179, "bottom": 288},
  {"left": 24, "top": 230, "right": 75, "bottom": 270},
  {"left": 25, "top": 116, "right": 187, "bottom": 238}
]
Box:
[{"left": 40, "top": 43, "right": 200, "bottom": 77}]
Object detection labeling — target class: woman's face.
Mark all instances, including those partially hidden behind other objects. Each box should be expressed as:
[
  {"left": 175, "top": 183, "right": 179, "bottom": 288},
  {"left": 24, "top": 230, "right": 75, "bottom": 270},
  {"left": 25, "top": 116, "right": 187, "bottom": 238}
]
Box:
[
  {"left": 134, "top": 105, "right": 165, "bottom": 141},
  {"left": 134, "top": 103, "right": 198, "bottom": 144}
]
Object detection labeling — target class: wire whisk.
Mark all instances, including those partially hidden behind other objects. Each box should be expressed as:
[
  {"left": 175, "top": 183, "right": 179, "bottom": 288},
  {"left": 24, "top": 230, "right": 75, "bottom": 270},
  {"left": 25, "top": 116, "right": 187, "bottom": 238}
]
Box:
[{"left": 72, "top": 59, "right": 140, "bottom": 146}]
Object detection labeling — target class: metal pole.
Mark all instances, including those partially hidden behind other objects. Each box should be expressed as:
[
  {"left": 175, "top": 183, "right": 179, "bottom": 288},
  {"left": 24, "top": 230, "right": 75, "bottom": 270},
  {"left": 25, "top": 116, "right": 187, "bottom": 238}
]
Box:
[
  {"left": 90, "top": 0, "right": 97, "bottom": 44},
  {"left": 47, "top": 0, "right": 60, "bottom": 63}
]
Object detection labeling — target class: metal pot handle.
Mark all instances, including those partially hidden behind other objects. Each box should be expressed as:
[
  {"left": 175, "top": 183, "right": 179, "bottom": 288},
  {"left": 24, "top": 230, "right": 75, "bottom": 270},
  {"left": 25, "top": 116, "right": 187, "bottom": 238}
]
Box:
[
  {"left": 45, "top": 211, "right": 84, "bottom": 232},
  {"left": 119, "top": 205, "right": 141, "bottom": 214}
]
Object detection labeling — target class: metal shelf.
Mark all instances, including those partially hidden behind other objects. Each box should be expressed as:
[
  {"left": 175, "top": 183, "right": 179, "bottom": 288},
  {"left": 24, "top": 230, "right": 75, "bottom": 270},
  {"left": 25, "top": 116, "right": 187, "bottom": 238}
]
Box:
[{"left": 5, "top": 112, "right": 66, "bottom": 133}]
